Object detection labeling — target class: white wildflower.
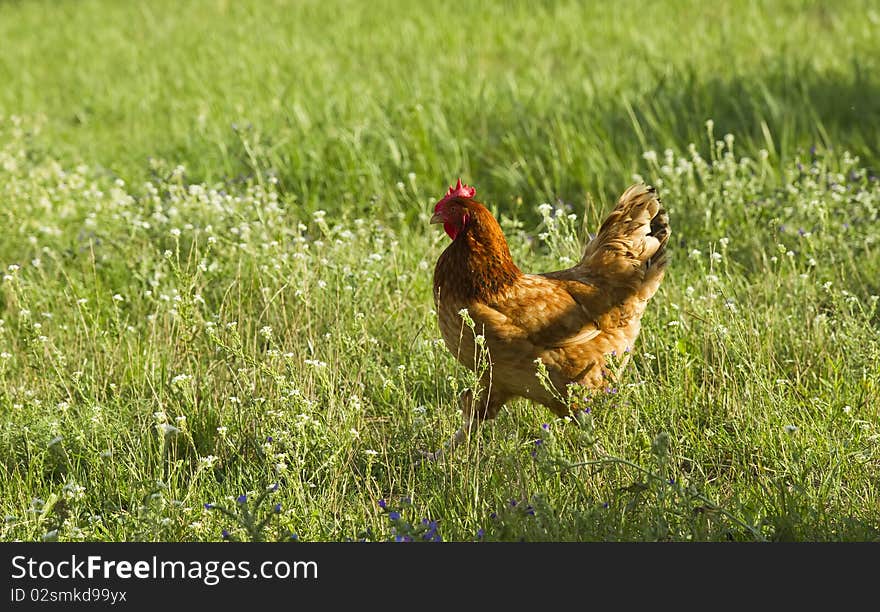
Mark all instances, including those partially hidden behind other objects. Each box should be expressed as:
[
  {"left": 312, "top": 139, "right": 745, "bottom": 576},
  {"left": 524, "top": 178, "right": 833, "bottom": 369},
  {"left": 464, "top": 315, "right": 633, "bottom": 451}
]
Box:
[
  {"left": 159, "top": 423, "right": 180, "bottom": 436},
  {"left": 171, "top": 373, "right": 192, "bottom": 385},
  {"left": 62, "top": 482, "right": 86, "bottom": 501}
]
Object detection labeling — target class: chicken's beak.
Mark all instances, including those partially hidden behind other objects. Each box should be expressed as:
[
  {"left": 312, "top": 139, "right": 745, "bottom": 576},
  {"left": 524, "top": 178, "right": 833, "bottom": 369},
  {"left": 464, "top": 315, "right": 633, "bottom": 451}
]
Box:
[{"left": 430, "top": 211, "right": 444, "bottom": 225}]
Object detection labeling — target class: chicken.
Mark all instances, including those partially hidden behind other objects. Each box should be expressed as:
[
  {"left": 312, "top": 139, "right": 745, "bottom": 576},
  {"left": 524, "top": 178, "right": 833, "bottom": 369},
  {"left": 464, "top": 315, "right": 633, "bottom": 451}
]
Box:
[{"left": 429, "top": 179, "right": 669, "bottom": 455}]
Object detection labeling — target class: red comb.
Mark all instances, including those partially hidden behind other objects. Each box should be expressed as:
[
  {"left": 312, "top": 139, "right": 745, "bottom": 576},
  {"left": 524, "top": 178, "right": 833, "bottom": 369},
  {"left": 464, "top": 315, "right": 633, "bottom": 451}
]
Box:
[{"left": 438, "top": 178, "right": 476, "bottom": 206}]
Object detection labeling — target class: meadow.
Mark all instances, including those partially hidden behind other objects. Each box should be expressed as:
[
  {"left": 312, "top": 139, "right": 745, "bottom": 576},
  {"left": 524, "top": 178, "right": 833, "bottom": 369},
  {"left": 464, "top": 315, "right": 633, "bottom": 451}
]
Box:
[{"left": 0, "top": 0, "right": 878, "bottom": 542}]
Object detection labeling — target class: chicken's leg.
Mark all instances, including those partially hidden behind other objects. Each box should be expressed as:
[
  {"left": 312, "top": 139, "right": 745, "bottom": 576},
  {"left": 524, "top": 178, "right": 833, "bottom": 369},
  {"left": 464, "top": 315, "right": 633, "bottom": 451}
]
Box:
[{"left": 422, "top": 386, "right": 509, "bottom": 462}]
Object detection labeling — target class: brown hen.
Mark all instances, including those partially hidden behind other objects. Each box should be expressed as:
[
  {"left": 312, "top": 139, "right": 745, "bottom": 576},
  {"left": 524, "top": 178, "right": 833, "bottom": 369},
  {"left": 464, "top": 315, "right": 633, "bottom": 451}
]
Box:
[{"left": 429, "top": 180, "right": 669, "bottom": 455}]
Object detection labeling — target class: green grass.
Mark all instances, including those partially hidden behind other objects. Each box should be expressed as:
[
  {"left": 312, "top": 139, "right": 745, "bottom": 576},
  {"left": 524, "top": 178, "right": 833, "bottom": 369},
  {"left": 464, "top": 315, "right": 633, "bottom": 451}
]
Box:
[{"left": 0, "top": 0, "right": 878, "bottom": 542}]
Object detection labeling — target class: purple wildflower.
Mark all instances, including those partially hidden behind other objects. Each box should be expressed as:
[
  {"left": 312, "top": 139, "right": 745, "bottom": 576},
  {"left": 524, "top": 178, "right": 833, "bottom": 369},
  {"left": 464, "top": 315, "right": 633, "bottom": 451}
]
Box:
[
  {"left": 221, "top": 529, "right": 230, "bottom": 540},
  {"left": 389, "top": 511, "right": 401, "bottom": 521},
  {"left": 378, "top": 499, "right": 387, "bottom": 509},
  {"left": 422, "top": 519, "right": 440, "bottom": 541},
  {"left": 236, "top": 494, "right": 247, "bottom": 504}
]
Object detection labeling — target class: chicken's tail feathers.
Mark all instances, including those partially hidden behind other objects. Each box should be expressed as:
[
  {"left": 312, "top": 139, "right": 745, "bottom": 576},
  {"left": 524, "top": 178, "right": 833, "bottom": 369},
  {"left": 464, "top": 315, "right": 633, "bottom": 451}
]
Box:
[{"left": 578, "top": 184, "right": 670, "bottom": 297}]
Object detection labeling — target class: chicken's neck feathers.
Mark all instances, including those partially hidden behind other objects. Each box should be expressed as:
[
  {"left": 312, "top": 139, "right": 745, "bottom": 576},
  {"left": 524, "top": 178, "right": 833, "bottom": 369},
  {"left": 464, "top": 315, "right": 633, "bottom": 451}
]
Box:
[{"left": 434, "top": 204, "right": 522, "bottom": 301}]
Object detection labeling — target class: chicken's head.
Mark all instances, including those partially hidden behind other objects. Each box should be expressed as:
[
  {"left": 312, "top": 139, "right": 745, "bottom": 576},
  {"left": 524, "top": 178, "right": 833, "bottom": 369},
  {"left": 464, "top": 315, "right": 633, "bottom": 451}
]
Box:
[{"left": 431, "top": 178, "right": 477, "bottom": 240}]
